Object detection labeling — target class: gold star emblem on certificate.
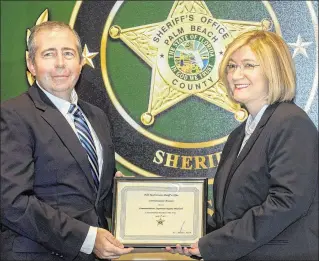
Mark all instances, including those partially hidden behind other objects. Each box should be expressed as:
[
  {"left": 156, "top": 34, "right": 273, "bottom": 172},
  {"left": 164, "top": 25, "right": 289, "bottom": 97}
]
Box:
[
  {"left": 109, "top": 1, "right": 271, "bottom": 126},
  {"left": 156, "top": 217, "right": 165, "bottom": 226}
]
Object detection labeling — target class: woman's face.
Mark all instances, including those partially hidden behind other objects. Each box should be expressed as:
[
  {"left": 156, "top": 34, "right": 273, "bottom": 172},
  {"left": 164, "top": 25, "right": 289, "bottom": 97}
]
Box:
[{"left": 226, "top": 45, "right": 269, "bottom": 116}]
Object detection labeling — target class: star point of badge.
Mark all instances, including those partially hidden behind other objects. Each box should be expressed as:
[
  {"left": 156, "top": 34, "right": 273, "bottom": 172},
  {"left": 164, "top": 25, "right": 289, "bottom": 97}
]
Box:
[
  {"left": 82, "top": 44, "right": 99, "bottom": 68},
  {"left": 207, "top": 208, "right": 214, "bottom": 216},
  {"left": 109, "top": 1, "right": 271, "bottom": 126},
  {"left": 288, "top": 34, "right": 312, "bottom": 58}
]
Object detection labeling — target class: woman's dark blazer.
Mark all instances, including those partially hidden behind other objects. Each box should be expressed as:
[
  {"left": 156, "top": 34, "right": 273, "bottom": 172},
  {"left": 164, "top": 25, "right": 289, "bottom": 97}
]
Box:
[{"left": 198, "top": 102, "right": 318, "bottom": 260}]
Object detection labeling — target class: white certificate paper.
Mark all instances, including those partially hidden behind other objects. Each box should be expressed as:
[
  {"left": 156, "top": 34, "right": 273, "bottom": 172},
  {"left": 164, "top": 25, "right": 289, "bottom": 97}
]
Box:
[{"left": 112, "top": 178, "right": 206, "bottom": 247}]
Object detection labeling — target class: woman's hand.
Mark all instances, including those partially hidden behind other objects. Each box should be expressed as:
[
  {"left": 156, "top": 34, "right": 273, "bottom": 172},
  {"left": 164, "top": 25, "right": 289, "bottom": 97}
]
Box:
[{"left": 165, "top": 242, "right": 202, "bottom": 258}]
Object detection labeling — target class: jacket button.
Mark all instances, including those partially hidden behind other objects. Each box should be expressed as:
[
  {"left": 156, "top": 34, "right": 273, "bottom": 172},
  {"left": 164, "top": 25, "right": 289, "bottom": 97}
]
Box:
[{"left": 51, "top": 251, "right": 55, "bottom": 255}]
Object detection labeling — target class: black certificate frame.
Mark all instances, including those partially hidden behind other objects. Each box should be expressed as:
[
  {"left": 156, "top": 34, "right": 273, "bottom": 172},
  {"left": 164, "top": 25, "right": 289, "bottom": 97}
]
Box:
[{"left": 111, "top": 177, "right": 207, "bottom": 248}]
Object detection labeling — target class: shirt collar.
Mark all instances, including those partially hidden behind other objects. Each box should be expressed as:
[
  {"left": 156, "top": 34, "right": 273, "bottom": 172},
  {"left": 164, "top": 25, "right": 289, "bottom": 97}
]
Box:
[
  {"left": 245, "top": 104, "right": 269, "bottom": 135},
  {"left": 36, "top": 81, "right": 78, "bottom": 115}
]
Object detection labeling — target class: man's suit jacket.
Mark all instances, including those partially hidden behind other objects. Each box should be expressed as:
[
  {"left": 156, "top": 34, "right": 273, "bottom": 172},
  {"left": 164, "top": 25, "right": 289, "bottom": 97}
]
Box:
[
  {"left": 199, "top": 102, "right": 318, "bottom": 260},
  {"left": 1, "top": 85, "right": 116, "bottom": 260}
]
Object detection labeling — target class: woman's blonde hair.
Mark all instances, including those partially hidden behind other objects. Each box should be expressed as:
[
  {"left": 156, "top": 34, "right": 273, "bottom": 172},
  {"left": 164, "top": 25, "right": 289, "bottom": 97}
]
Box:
[{"left": 219, "top": 30, "right": 296, "bottom": 104}]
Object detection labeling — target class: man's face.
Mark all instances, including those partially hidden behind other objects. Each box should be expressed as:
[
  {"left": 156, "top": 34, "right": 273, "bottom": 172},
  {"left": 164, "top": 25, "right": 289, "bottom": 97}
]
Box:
[{"left": 27, "top": 28, "right": 83, "bottom": 100}]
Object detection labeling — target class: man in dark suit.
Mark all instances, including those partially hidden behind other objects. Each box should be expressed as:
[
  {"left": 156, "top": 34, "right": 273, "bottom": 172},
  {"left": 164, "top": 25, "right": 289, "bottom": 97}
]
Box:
[{"left": 1, "top": 21, "right": 133, "bottom": 260}]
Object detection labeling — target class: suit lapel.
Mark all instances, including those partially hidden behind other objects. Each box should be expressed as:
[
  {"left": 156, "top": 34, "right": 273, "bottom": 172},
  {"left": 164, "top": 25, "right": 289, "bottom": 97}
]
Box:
[
  {"left": 28, "top": 85, "right": 97, "bottom": 192},
  {"left": 216, "top": 126, "right": 245, "bottom": 173},
  {"left": 222, "top": 103, "right": 281, "bottom": 206},
  {"left": 213, "top": 125, "right": 245, "bottom": 226}
]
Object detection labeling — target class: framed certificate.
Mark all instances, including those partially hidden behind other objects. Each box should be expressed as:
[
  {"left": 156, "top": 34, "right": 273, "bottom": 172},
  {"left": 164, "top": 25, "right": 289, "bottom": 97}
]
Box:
[{"left": 112, "top": 177, "right": 207, "bottom": 247}]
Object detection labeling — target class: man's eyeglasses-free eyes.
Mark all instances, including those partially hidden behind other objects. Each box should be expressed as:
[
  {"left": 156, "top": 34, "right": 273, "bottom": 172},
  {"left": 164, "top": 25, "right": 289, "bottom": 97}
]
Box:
[{"left": 226, "top": 63, "right": 260, "bottom": 74}]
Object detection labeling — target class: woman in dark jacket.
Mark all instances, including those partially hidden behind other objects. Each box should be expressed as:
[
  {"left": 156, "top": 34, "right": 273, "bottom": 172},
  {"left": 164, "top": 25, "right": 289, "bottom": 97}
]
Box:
[{"left": 167, "top": 30, "right": 318, "bottom": 260}]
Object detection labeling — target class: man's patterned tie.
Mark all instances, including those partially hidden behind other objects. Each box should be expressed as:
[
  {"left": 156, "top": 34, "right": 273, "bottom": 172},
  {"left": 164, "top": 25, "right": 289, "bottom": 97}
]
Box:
[{"left": 69, "top": 104, "right": 99, "bottom": 190}]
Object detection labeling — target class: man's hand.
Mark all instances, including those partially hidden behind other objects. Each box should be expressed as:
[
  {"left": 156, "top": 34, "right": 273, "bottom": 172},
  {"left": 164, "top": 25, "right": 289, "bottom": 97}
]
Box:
[
  {"left": 114, "top": 171, "right": 125, "bottom": 178},
  {"left": 93, "top": 228, "right": 133, "bottom": 259},
  {"left": 165, "top": 242, "right": 201, "bottom": 258},
  {"left": 115, "top": 171, "right": 135, "bottom": 178}
]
